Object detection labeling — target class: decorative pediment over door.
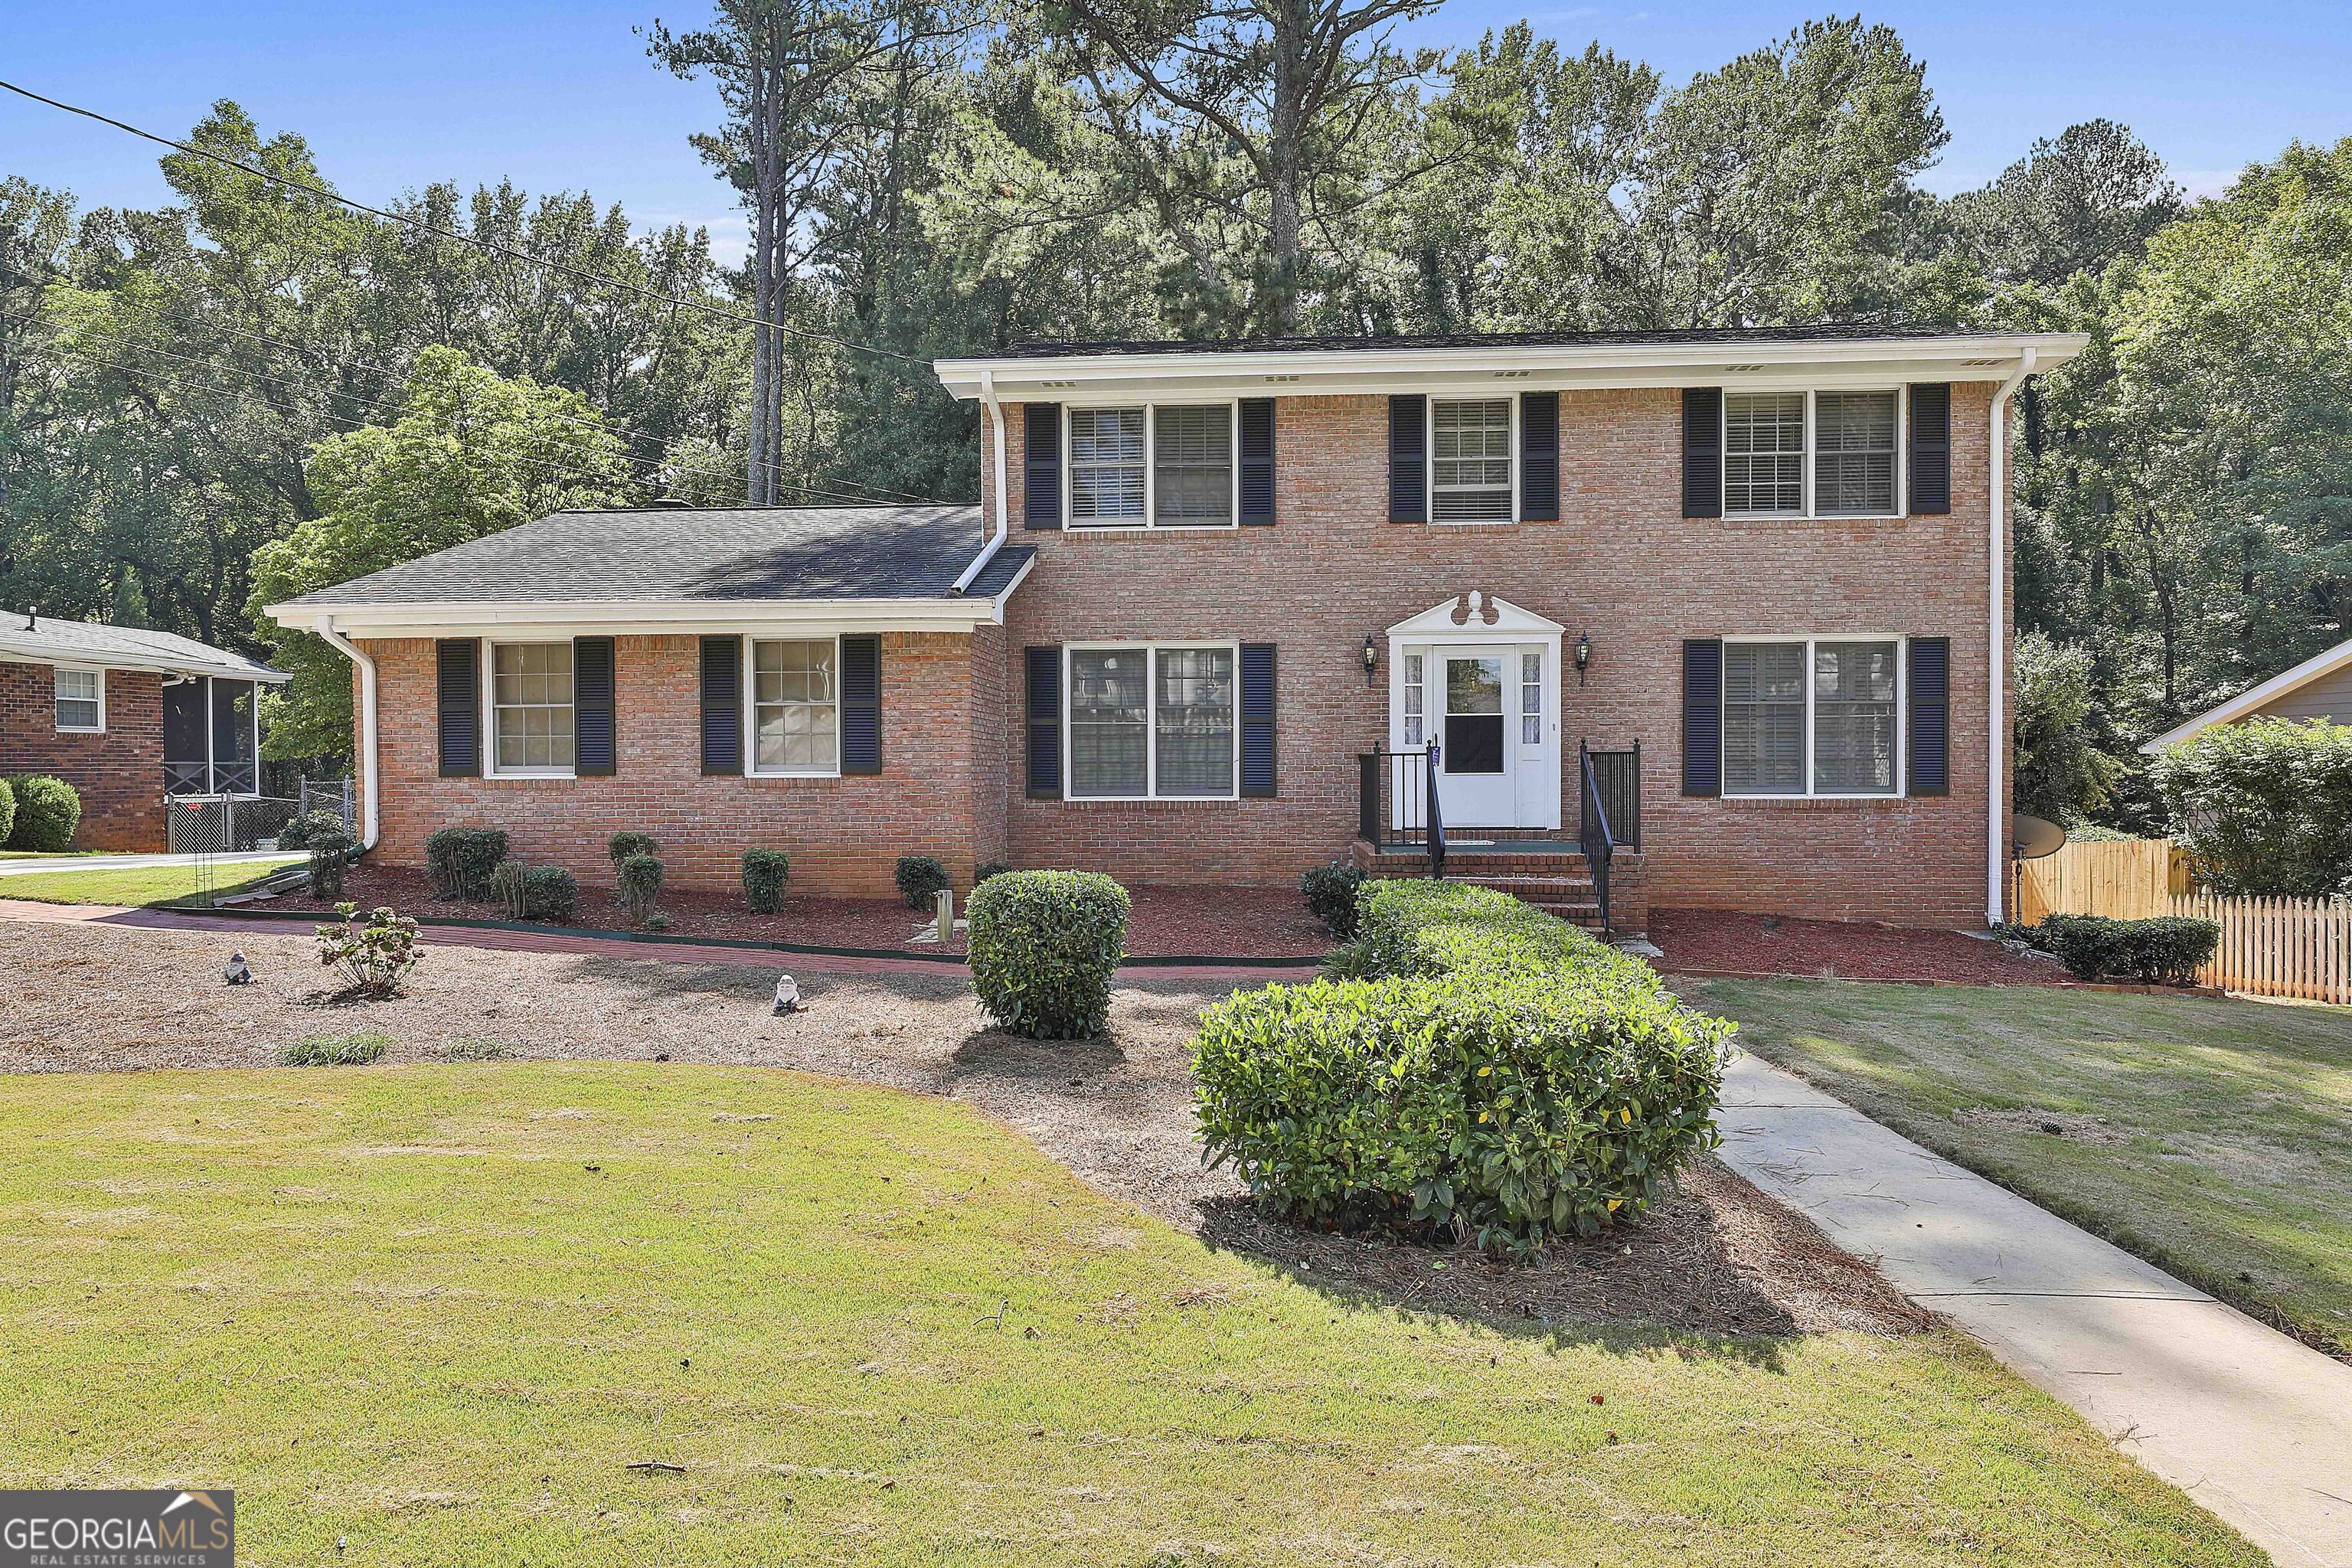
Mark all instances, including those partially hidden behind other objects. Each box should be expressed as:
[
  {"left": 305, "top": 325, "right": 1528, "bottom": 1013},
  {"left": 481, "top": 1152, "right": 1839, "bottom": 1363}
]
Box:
[{"left": 1385, "top": 591, "right": 1566, "bottom": 642}]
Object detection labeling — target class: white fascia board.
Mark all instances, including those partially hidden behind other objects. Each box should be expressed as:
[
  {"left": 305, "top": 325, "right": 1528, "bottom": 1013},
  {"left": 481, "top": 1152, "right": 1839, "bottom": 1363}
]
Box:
[
  {"left": 933, "top": 334, "right": 2091, "bottom": 401},
  {"left": 264, "top": 593, "right": 1019, "bottom": 640},
  {"left": 2138, "top": 636, "right": 2352, "bottom": 753},
  {"left": 0, "top": 642, "right": 289, "bottom": 684}
]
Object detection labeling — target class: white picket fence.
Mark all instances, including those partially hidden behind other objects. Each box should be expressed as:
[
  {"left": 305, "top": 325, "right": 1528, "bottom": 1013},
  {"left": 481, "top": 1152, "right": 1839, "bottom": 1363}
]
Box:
[{"left": 2168, "top": 891, "right": 2352, "bottom": 1005}]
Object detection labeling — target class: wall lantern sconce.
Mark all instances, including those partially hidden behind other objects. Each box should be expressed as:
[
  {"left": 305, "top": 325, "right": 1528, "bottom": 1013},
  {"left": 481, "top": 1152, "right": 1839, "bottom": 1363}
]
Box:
[
  {"left": 1362, "top": 636, "right": 1380, "bottom": 680},
  {"left": 1574, "top": 633, "right": 1592, "bottom": 686}
]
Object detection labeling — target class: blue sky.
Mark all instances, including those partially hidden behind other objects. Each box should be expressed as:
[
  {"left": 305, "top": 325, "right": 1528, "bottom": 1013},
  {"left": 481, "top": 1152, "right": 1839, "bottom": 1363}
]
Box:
[{"left": 4, "top": 0, "right": 2346, "bottom": 262}]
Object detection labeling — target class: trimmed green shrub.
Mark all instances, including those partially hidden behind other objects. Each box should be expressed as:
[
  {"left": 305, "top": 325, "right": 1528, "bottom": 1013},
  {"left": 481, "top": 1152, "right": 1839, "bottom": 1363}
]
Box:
[
  {"left": 896, "top": 854, "right": 952, "bottom": 910},
  {"left": 277, "top": 1031, "right": 391, "bottom": 1067},
  {"left": 3, "top": 774, "right": 80, "bottom": 852},
  {"left": 975, "top": 861, "right": 1013, "bottom": 884},
  {"left": 1351, "top": 878, "right": 1658, "bottom": 989},
  {"left": 967, "top": 870, "right": 1131, "bottom": 1040},
  {"left": 608, "top": 831, "right": 658, "bottom": 869},
  {"left": 425, "top": 827, "right": 508, "bottom": 899},
  {"left": 1299, "top": 860, "right": 1368, "bottom": 938},
  {"left": 522, "top": 866, "right": 577, "bottom": 923},
  {"left": 2040, "top": 913, "right": 2220, "bottom": 985},
  {"left": 2149, "top": 718, "right": 2352, "bottom": 897},
  {"left": 743, "top": 849, "right": 791, "bottom": 913},
  {"left": 619, "top": 853, "right": 665, "bottom": 925},
  {"left": 276, "top": 810, "right": 345, "bottom": 851},
  {"left": 305, "top": 818, "right": 354, "bottom": 900},
  {"left": 0, "top": 777, "right": 19, "bottom": 848}
]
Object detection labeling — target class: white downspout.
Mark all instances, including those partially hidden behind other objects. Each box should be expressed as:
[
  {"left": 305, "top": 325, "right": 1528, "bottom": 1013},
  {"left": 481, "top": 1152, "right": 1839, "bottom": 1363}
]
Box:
[
  {"left": 312, "top": 616, "right": 379, "bottom": 850},
  {"left": 951, "top": 370, "right": 1008, "bottom": 596},
  {"left": 1987, "top": 348, "right": 2036, "bottom": 925}
]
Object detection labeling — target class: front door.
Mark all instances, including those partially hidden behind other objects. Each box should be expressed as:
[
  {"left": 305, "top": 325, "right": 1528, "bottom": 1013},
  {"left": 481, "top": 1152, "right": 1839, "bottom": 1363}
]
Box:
[{"left": 1439, "top": 648, "right": 1518, "bottom": 827}]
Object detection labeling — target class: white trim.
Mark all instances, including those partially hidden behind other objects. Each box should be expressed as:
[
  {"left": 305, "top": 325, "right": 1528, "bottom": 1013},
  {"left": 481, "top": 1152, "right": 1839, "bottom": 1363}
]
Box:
[
  {"left": 266, "top": 595, "right": 1019, "bottom": 639},
  {"left": 1721, "top": 387, "right": 1906, "bottom": 521},
  {"left": 0, "top": 637, "right": 286, "bottom": 686},
  {"left": 1062, "top": 641, "right": 1242, "bottom": 802},
  {"left": 743, "top": 634, "right": 844, "bottom": 779},
  {"left": 1719, "top": 635, "right": 1907, "bottom": 799},
  {"left": 51, "top": 665, "right": 105, "bottom": 733},
  {"left": 1384, "top": 593, "right": 1566, "bottom": 641},
  {"left": 1060, "top": 400, "right": 1241, "bottom": 531},
  {"left": 314, "top": 619, "right": 378, "bottom": 848},
  {"left": 482, "top": 637, "right": 579, "bottom": 779},
  {"left": 952, "top": 369, "right": 1010, "bottom": 595},
  {"left": 1989, "top": 349, "right": 2036, "bottom": 923},
  {"left": 1426, "top": 395, "right": 1520, "bottom": 525},
  {"left": 2138, "top": 635, "right": 2352, "bottom": 753}
]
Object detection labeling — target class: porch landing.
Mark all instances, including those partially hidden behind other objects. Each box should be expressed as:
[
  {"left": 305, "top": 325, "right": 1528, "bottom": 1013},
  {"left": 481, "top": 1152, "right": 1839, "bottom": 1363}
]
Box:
[{"left": 1355, "top": 838, "right": 1645, "bottom": 936}]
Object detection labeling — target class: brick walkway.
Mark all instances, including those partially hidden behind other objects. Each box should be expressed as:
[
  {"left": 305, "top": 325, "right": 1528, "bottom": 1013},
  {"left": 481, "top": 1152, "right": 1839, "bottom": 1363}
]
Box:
[{"left": 0, "top": 898, "right": 1311, "bottom": 984}]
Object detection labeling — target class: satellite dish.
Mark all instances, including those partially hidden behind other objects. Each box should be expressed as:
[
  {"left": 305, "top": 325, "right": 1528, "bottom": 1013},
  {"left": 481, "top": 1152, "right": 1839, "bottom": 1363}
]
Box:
[{"left": 2012, "top": 814, "right": 2066, "bottom": 861}]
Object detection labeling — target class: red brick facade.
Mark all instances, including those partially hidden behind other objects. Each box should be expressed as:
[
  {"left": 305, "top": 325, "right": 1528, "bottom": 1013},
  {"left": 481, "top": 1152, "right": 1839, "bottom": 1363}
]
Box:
[
  {"left": 351, "top": 381, "right": 2013, "bottom": 926},
  {"left": 0, "top": 660, "right": 167, "bottom": 851}
]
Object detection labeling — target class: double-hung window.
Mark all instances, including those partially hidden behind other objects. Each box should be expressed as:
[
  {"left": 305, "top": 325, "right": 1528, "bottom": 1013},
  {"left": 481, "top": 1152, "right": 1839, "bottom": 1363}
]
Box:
[
  {"left": 1723, "top": 390, "right": 1903, "bottom": 518},
  {"left": 1067, "top": 645, "right": 1236, "bottom": 799},
  {"left": 54, "top": 667, "right": 103, "bottom": 732},
  {"left": 1430, "top": 398, "right": 1514, "bottom": 521},
  {"left": 1815, "top": 393, "right": 1899, "bottom": 516},
  {"left": 1067, "top": 405, "right": 1236, "bottom": 528},
  {"left": 1723, "top": 637, "right": 1902, "bottom": 797},
  {"left": 751, "top": 639, "right": 838, "bottom": 774},
  {"left": 490, "top": 642, "right": 575, "bottom": 774}
]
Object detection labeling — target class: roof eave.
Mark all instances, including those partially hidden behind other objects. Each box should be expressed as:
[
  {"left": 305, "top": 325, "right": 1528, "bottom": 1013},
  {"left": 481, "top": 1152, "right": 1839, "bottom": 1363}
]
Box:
[
  {"left": 266, "top": 590, "right": 1024, "bottom": 635},
  {"left": 0, "top": 641, "right": 287, "bottom": 685},
  {"left": 2138, "top": 635, "right": 2352, "bottom": 753}
]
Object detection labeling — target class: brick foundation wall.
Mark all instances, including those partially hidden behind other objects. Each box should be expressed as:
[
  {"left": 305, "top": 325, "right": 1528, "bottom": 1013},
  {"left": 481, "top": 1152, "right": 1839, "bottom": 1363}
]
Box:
[
  {"left": 985, "top": 386, "right": 2011, "bottom": 926},
  {"left": 0, "top": 661, "right": 167, "bottom": 851},
  {"left": 359, "top": 631, "right": 993, "bottom": 898}
]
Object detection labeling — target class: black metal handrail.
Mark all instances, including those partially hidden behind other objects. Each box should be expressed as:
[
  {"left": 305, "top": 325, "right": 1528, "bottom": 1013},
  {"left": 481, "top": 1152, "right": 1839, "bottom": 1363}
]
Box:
[
  {"left": 1426, "top": 743, "right": 1446, "bottom": 880},
  {"left": 1357, "top": 741, "right": 1446, "bottom": 877},
  {"left": 1585, "top": 742, "right": 1641, "bottom": 851},
  {"left": 1579, "top": 740, "right": 1616, "bottom": 937}
]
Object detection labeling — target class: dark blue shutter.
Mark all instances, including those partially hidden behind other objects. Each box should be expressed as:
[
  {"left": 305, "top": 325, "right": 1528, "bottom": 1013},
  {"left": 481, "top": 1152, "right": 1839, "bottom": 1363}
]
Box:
[
  {"left": 1026, "top": 645, "right": 1062, "bottom": 798},
  {"left": 1521, "top": 390, "right": 1560, "bottom": 521},
  {"left": 700, "top": 635, "right": 741, "bottom": 776},
  {"left": 1388, "top": 394, "right": 1427, "bottom": 523},
  {"left": 1239, "top": 398, "right": 1276, "bottom": 525},
  {"left": 1682, "top": 638, "right": 1723, "bottom": 797},
  {"left": 573, "top": 636, "right": 616, "bottom": 776},
  {"left": 1682, "top": 388, "right": 1723, "bottom": 519},
  {"left": 436, "top": 639, "right": 479, "bottom": 778},
  {"left": 1909, "top": 636, "right": 1950, "bottom": 795},
  {"left": 1908, "top": 383, "right": 1952, "bottom": 515},
  {"left": 1240, "top": 643, "right": 1276, "bottom": 797},
  {"left": 841, "top": 634, "right": 880, "bottom": 775},
  {"left": 1024, "top": 403, "right": 1062, "bottom": 529}
]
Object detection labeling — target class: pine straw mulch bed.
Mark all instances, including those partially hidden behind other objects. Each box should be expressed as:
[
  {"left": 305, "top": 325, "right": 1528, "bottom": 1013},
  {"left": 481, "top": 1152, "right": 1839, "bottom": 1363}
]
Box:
[
  {"left": 249, "top": 864, "right": 1333, "bottom": 959},
  {"left": 0, "top": 916, "right": 1925, "bottom": 1342}
]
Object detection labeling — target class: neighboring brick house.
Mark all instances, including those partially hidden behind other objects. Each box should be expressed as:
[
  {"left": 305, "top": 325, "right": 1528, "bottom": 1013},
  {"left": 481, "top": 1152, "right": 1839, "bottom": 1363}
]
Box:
[
  {"left": 0, "top": 612, "right": 289, "bottom": 851},
  {"left": 268, "top": 324, "right": 2085, "bottom": 929}
]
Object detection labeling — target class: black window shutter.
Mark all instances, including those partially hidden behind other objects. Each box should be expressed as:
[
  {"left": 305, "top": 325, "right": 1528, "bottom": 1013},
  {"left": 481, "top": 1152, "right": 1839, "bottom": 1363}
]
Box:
[
  {"left": 436, "top": 639, "right": 480, "bottom": 778},
  {"left": 1239, "top": 398, "right": 1276, "bottom": 525},
  {"left": 1521, "top": 391, "right": 1560, "bottom": 521},
  {"left": 1909, "top": 636, "right": 1951, "bottom": 795},
  {"left": 1387, "top": 394, "right": 1427, "bottom": 523},
  {"left": 1682, "top": 638, "right": 1723, "bottom": 797},
  {"left": 841, "top": 634, "right": 881, "bottom": 775},
  {"left": 1025, "top": 645, "right": 1062, "bottom": 799},
  {"left": 1024, "top": 403, "right": 1062, "bottom": 529},
  {"left": 1908, "top": 383, "right": 1952, "bottom": 515},
  {"left": 573, "top": 635, "right": 616, "bottom": 777},
  {"left": 1240, "top": 643, "right": 1276, "bottom": 797},
  {"left": 700, "top": 635, "right": 742, "bottom": 776},
  {"left": 1682, "top": 388, "right": 1723, "bottom": 519}
]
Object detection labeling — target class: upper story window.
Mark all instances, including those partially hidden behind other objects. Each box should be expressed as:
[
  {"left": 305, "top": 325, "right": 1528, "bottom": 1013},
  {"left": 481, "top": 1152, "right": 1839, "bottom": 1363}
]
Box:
[
  {"left": 1723, "top": 636, "right": 1901, "bottom": 798},
  {"left": 1431, "top": 398, "right": 1514, "bottom": 521},
  {"left": 751, "top": 639, "right": 838, "bottom": 775},
  {"left": 54, "top": 667, "right": 103, "bottom": 732},
  {"left": 1067, "top": 644, "right": 1236, "bottom": 799},
  {"left": 1724, "top": 390, "right": 1902, "bottom": 520},
  {"left": 490, "top": 642, "right": 574, "bottom": 774},
  {"left": 1067, "top": 404, "right": 1236, "bottom": 528}
]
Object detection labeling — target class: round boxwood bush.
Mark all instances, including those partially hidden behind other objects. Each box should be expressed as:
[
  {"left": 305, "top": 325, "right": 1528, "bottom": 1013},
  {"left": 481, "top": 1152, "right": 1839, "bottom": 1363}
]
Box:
[
  {"left": 1299, "top": 860, "right": 1367, "bottom": 938},
  {"left": 619, "top": 853, "right": 665, "bottom": 925},
  {"left": 523, "top": 866, "right": 579, "bottom": 923},
  {"left": 742, "top": 849, "right": 791, "bottom": 914},
  {"left": 966, "top": 870, "right": 1131, "bottom": 1039},
  {"left": 3, "top": 774, "right": 81, "bottom": 852},
  {"left": 0, "top": 778, "right": 15, "bottom": 847},
  {"left": 608, "top": 831, "right": 658, "bottom": 869},
  {"left": 896, "top": 854, "right": 952, "bottom": 910},
  {"left": 425, "top": 826, "right": 508, "bottom": 898}
]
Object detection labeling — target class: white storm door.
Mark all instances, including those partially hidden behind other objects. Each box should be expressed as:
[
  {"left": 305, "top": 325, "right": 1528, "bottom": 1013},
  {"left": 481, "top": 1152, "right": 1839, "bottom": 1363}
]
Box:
[{"left": 1436, "top": 648, "right": 1517, "bottom": 827}]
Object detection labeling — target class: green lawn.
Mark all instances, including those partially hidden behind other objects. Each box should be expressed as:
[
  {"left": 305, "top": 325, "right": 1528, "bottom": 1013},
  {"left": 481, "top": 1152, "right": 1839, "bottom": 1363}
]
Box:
[
  {"left": 0, "top": 848, "right": 102, "bottom": 860},
  {"left": 0, "top": 855, "right": 299, "bottom": 907},
  {"left": 1695, "top": 977, "right": 2352, "bottom": 1358},
  {"left": 0, "top": 1063, "right": 2250, "bottom": 1566}
]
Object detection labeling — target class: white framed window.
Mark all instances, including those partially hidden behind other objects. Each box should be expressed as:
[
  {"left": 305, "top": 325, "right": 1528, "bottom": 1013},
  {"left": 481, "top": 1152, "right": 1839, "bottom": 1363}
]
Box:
[
  {"left": 1401, "top": 652, "right": 1426, "bottom": 747},
  {"left": 1066, "top": 643, "right": 1237, "bottom": 799},
  {"left": 1430, "top": 397, "right": 1515, "bottom": 521},
  {"left": 750, "top": 638, "right": 839, "bottom": 776},
  {"left": 487, "top": 642, "right": 575, "bottom": 776},
  {"left": 1723, "top": 636, "right": 1903, "bottom": 799},
  {"left": 1723, "top": 389, "right": 1905, "bottom": 520},
  {"left": 53, "top": 666, "right": 104, "bottom": 732},
  {"left": 1521, "top": 651, "right": 1543, "bottom": 746},
  {"left": 1067, "top": 403, "right": 1238, "bottom": 528}
]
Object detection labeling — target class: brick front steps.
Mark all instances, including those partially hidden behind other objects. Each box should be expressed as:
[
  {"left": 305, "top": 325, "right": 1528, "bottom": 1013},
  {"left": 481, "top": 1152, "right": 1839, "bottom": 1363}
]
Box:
[{"left": 1354, "top": 841, "right": 1648, "bottom": 936}]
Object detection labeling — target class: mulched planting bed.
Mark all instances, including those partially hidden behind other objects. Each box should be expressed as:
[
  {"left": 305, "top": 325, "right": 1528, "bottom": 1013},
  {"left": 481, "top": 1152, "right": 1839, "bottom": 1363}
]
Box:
[
  {"left": 1, "top": 916, "right": 1919, "bottom": 1341},
  {"left": 250, "top": 864, "right": 1333, "bottom": 959},
  {"left": 1651, "top": 906, "right": 2068, "bottom": 987}
]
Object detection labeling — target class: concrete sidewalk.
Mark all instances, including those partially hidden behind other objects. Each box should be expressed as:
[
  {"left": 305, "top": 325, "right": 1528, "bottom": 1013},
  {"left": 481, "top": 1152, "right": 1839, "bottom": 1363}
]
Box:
[{"left": 1717, "top": 1050, "right": 2352, "bottom": 1568}]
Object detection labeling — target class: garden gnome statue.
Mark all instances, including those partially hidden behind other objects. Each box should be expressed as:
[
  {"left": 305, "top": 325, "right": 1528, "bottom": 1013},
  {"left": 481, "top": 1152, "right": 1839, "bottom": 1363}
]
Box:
[
  {"left": 772, "top": 974, "right": 801, "bottom": 1015},
  {"left": 224, "top": 951, "right": 253, "bottom": 985}
]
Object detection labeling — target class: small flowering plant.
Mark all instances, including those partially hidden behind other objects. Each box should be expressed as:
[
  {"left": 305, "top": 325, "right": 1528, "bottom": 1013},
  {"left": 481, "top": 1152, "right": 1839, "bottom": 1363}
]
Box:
[{"left": 316, "top": 903, "right": 421, "bottom": 998}]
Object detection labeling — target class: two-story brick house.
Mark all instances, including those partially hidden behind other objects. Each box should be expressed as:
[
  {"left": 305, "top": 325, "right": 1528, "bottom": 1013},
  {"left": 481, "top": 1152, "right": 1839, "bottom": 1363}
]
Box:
[{"left": 266, "top": 324, "right": 2084, "bottom": 930}]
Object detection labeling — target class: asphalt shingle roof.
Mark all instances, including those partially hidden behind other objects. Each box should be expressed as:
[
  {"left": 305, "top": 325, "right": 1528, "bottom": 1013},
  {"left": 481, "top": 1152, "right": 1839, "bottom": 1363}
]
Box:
[
  {"left": 971, "top": 322, "right": 2015, "bottom": 359},
  {"left": 0, "top": 613, "right": 284, "bottom": 682},
  {"left": 274, "top": 505, "right": 1033, "bottom": 610}
]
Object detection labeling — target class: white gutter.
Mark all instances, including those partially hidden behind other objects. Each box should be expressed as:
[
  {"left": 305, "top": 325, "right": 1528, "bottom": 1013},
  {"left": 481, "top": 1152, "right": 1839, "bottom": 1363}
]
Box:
[
  {"left": 951, "top": 370, "right": 1008, "bottom": 596},
  {"left": 311, "top": 616, "right": 379, "bottom": 851},
  {"left": 1988, "top": 348, "right": 2037, "bottom": 925}
]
